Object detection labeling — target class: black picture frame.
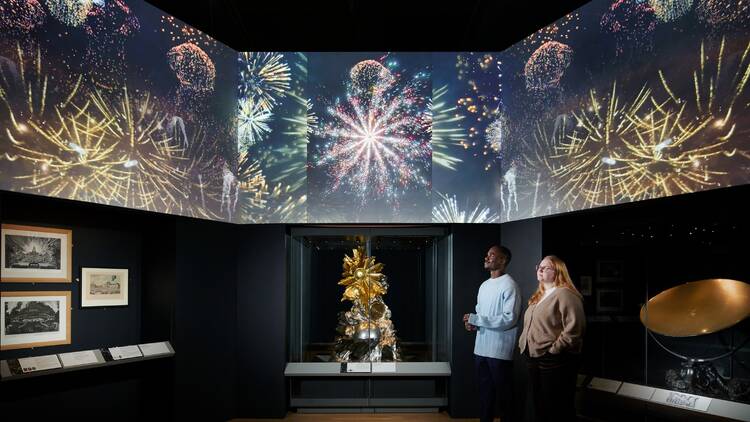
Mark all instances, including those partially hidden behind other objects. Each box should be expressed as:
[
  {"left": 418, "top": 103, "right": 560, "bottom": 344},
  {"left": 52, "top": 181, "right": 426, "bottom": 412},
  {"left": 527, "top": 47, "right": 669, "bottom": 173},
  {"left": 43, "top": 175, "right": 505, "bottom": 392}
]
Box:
[
  {"left": 596, "top": 260, "right": 624, "bottom": 283},
  {"left": 596, "top": 288, "right": 624, "bottom": 313}
]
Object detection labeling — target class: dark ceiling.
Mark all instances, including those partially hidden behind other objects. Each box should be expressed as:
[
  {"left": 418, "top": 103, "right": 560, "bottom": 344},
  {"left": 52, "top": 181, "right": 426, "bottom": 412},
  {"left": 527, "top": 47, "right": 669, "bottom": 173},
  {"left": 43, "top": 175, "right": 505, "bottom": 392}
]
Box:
[{"left": 144, "top": 0, "right": 592, "bottom": 52}]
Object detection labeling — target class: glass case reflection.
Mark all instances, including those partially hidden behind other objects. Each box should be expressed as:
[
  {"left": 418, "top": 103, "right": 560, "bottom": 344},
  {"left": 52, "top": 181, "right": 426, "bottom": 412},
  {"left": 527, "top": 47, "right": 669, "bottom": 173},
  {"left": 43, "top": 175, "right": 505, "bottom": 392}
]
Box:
[{"left": 288, "top": 228, "right": 451, "bottom": 363}]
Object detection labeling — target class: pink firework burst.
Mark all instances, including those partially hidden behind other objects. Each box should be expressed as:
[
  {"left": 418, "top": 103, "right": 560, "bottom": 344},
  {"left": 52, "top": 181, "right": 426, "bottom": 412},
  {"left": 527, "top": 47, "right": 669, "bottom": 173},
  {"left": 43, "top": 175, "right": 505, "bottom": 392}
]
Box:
[
  {"left": 601, "top": 0, "right": 657, "bottom": 55},
  {"left": 316, "top": 62, "right": 431, "bottom": 203}
]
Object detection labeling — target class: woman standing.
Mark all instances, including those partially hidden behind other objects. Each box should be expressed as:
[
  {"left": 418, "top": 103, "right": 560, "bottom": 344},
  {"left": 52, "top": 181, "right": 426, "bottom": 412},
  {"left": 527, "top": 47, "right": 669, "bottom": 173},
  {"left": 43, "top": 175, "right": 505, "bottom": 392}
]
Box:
[{"left": 519, "top": 255, "right": 585, "bottom": 422}]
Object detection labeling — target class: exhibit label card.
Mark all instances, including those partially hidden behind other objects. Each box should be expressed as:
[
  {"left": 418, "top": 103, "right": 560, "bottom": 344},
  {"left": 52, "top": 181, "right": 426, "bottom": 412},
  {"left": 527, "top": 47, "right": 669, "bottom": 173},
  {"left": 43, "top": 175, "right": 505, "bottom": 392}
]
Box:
[
  {"left": 346, "top": 362, "right": 371, "bottom": 373},
  {"left": 618, "top": 383, "right": 656, "bottom": 401},
  {"left": 651, "top": 389, "right": 712, "bottom": 412},
  {"left": 18, "top": 355, "right": 62, "bottom": 373},
  {"left": 138, "top": 341, "right": 171, "bottom": 357},
  {"left": 372, "top": 362, "right": 396, "bottom": 373},
  {"left": 59, "top": 350, "right": 99, "bottom": 368},
  {"left": 109, "top": 345, "right": 143, "bottom": 360},
  {"left": 587, "top": 377, "right": 622, "bottom": 393}
]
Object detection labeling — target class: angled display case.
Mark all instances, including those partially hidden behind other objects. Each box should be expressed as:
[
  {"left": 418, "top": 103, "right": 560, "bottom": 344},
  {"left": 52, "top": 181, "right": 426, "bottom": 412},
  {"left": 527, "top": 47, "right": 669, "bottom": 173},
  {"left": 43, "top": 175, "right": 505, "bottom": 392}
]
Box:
[{"left": 543, "top": 186, "right": 750, "bottom": 421}]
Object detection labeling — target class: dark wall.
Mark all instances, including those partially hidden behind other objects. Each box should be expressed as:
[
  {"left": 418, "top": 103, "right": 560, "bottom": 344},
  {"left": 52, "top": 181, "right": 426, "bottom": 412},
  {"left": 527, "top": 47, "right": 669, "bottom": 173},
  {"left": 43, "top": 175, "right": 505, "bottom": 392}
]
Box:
[
  {"left": 236, "top": 224, "right": 287, "bottom": 418},
  {"left": 173, "top": 217, "right": 239, "bottom": 421},
  {"left": 142, "top": 215, "right": 177, "bottom": 344},
  {"left": 501, "top": 218, "right": 543, "bottom": 422},
  {"left": 448, "top": 223, "right": 502, "bottom": 418}
]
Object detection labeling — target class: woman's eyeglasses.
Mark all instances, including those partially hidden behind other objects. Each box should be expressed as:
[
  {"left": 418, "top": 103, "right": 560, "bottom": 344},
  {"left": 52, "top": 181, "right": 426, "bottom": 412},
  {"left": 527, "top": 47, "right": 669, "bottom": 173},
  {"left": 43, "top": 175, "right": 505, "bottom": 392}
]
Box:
[{"left": 535, "top": 265, "right": 554, "bottom": 273}]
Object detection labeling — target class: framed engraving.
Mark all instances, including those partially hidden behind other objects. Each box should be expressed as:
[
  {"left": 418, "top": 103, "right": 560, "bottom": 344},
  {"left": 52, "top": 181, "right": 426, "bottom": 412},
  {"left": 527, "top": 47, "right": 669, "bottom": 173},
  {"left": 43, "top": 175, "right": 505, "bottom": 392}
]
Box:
[
  {"left": 596, "top": 260, "right": 624, "bottom": 283},
  {"left": 1, "top": 224, "right": 72, "bottom": 283},
  {"left": 0, "top": 291, "right": 71, "bottom": 350},
  {"left": 81, "top": 267, "right": 128, "bottom": 308},
  {"left": 596, "top": 288, "right": 624, "bottom": 313}
]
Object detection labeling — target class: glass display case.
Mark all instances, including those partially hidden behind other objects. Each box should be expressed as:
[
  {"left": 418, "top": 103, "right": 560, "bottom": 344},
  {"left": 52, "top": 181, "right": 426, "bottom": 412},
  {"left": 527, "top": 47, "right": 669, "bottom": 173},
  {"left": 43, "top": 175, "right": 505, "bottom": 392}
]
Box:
[
  {"left": 542, "top": 185, "right": 750, "bottom": 415},
  {"left": 285, "top": 227, "right": 453, "bottom": 411},
  {"left": 287, "top": 226, "right": 452, "bottom": 363}
]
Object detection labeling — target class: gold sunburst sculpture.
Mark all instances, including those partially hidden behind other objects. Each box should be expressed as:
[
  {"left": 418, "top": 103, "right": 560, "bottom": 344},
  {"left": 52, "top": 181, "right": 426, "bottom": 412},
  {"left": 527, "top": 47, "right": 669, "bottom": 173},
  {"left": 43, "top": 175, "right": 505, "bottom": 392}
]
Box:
[
  {"left": 339, "top": 247, "right": 386, "bottom": 303},
  {"left": 333, "top": 247, "right": 400, "bottom": 362}
]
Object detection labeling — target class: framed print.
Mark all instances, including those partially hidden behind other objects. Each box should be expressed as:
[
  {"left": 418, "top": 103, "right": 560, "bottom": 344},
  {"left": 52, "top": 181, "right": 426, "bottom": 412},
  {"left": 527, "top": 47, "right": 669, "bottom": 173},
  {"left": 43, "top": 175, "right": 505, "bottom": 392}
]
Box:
[
  {"left": 81, "top": 267, "right": 129, "bottom": 308},
  {"left": 1, "top": 224, "right": 72, "bottom": 282},
  {"left": 596, "top": 288, "right": 624, "bottom": 313},
  {"left": 1, "top": 291, "right": 71, "bottom": 350},
  {"left": 596, "top": 260, "right": 624, "bottom": 283}
]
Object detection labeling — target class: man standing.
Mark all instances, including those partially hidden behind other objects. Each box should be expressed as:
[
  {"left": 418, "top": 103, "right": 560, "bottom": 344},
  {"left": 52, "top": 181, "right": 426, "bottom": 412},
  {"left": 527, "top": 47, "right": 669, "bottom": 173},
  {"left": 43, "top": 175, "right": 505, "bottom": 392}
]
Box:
[{"left": 464, "top": 245, "right": 521, "bottom": 422}]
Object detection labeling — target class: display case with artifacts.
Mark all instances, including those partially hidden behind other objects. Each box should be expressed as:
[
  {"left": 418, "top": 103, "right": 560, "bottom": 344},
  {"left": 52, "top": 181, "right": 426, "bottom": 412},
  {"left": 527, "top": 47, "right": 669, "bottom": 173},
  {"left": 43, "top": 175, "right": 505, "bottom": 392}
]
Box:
[
  {"left": 285, "top": 227, "right": 452, "bottom": 411},
  {"left": 287, "top": 227, "right": 452, "bottom": 364},
  {"left": 542, "top": 185, "right": 750, "bottom": 421},
  {"left": 641, "top": 278, "right": 750, "bottom": 403}
]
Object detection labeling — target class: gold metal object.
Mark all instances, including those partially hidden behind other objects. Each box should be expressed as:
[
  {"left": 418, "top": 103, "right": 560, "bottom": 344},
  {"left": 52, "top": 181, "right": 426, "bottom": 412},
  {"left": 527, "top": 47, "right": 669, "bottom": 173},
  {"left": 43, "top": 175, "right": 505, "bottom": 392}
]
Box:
[
  {"left": 334, "top": 247, "right": 399, "bottom": 361},
  {"left": 339, "top": 247, "right": 385, "bottom": 304},
  {"left": 640, "top": 278, "right": 750, "bottom": 337}
]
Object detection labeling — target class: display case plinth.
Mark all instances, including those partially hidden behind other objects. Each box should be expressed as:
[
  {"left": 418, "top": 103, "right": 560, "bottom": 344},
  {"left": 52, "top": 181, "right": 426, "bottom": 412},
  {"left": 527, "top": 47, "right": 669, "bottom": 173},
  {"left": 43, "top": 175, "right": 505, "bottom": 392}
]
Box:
[{"left": 285, "top": 362, "right": 450, "bottom": 412}]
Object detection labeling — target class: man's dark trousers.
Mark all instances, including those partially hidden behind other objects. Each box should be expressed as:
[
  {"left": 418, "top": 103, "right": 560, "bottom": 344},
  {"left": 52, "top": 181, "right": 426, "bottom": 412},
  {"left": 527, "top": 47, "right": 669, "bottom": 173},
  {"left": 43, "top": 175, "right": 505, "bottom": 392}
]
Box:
[{"left": 475, "top": 354, "right": 514, "bottom": 422}]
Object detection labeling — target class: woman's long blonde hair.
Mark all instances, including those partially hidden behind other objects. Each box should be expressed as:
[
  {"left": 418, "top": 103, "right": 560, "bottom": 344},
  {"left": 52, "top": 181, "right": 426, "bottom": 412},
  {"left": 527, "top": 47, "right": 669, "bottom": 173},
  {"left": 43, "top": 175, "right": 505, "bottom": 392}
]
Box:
[{"left": 528, "top": 255, "right": 582, "bottom": 305}]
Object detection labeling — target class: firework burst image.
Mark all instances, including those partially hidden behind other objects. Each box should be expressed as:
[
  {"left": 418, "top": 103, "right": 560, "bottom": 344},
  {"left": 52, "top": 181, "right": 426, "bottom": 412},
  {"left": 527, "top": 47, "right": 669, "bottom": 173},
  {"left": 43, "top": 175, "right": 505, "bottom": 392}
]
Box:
[{"left": 309, "top": 54, "right": 431, "bottom": 222}]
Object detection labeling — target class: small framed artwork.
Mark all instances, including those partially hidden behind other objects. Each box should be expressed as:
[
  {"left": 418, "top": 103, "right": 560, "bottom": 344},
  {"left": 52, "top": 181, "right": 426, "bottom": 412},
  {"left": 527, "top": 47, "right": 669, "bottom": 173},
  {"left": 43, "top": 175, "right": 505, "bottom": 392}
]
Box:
[
  {"left": 596, "top": 260, "right": 624, "bottom": 283},
  {"left": 81, "top": 267, "right": 129, "bottom": 308},
  {"left": 596, "top": 289, "right": 624, "bottom": 313},
  {"left": 1, "top": 224, "right": 72, "bottom": 283},
  {"left": 580, "top": 276, "right": 593, "bottom": 296},
  {"left": 1, "top": 291, "right": 71, "bottom": 350}
]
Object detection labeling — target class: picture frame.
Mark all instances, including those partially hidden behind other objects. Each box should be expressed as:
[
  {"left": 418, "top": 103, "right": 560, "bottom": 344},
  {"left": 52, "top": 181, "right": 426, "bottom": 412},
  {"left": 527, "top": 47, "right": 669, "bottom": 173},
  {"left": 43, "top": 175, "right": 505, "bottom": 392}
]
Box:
[
  {"left": 1, "top": 291, "right": 71, "bottom": 350},
  {"left": 596, "top": 260, "right": 624, "bottom": 283},
  {"left": 596, "top": 288, "right": 624, "bottom": 313},
  {"left": 1, "top": 224, "right": 72, "bottom": 283},
  {"left": 81, "top": 267, "right": 129, "bottom": 308},
  {"left": 580, "top": 275, "right": 593, "bottom": 296}
]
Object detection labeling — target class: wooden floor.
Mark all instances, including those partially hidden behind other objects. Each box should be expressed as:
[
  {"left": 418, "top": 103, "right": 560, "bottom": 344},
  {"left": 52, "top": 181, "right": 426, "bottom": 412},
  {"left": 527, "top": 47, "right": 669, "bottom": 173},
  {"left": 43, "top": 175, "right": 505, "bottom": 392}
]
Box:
[{"left": 231, "top": 413, "right": 494, "bottom": 421}]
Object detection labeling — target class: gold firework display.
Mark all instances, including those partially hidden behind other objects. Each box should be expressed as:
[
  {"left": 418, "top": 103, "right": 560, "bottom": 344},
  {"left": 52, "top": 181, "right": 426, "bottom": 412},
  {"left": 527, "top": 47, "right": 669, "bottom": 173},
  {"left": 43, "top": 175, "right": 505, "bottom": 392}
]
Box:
[
  {"left": 333, "top": 247, "right": 399, "bottom": 362},
  {"left": 0, "top": 43, "right": 229, "bottom": 220}
]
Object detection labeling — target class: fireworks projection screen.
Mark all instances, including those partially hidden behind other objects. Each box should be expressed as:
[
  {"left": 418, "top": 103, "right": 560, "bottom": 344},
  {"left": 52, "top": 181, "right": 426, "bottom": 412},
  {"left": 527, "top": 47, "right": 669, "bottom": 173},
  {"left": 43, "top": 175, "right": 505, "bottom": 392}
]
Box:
[
  {"left": 0, "top": 0, "right": 238, "bottom": 221},
  {"left": 2, "top": 1, "right": 749, "bottom": 224}
]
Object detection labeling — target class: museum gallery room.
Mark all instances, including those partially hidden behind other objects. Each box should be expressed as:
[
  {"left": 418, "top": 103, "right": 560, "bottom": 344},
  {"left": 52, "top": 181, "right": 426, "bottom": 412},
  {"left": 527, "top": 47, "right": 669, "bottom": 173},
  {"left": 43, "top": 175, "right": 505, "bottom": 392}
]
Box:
[{"left": 1, "top": 0, "right": 749, "bottom": 421}]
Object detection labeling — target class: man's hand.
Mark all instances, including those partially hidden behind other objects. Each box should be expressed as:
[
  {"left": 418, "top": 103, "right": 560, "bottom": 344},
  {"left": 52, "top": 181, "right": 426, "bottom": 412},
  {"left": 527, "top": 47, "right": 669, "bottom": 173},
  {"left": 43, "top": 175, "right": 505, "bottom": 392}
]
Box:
[{"left": 463, "top": 314, "right": 477, "bottom": 331}]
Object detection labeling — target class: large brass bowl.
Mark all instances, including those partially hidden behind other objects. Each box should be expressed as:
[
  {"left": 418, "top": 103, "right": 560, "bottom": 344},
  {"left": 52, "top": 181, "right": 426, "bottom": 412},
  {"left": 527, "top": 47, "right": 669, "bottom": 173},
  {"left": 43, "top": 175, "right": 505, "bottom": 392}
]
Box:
[{"left": 640, "top": 279, "right": 750, "bottom": 337}]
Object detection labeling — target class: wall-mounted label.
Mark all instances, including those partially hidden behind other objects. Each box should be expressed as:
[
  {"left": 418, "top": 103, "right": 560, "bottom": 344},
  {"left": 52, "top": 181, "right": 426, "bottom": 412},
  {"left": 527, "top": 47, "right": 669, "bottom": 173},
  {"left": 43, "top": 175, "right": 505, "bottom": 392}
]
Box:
[
  {"left": 18, "top": 355, "right": 61, "bottom": 373},
  {"left": 372, "top": 362, "right": 396, "bottom": 373},
  {"left": 109, "top": 345, "right": 143, "bottom": 360},
  {"left": 342, "top": 362, "right": 371, "bottom": 373},
  {"left": 589, "top": 377, "right": 622, "bottom": 393},
  {"left": 139, "top": 342, "right": 172, "bottom": 357},
  {"left": 651, "top": 389, "right": 712, "bottom": 412},
  {"left": 587, "top": 377, "right": 622, "bottom": 393},
  {"left": 59, "top": 350, "right": 99, "bottom": 368},
  {"left": 617, "top": 383, "right": 656, "bottom": 401}
]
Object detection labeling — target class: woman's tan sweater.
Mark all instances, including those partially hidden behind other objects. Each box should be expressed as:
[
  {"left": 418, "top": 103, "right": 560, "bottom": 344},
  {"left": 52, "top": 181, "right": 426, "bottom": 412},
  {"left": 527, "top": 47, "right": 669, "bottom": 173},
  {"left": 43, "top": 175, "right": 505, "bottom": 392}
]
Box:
[{"left": 518, "top": 287, "right": 585, "bottom": 357}]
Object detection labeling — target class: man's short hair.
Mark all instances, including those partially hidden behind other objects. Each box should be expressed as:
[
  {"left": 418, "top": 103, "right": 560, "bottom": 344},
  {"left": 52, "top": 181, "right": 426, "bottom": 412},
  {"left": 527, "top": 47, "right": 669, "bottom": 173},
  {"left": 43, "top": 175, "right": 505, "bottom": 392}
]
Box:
[{"left": 497, "top": 245, "right": 512, "bottom": 264}]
